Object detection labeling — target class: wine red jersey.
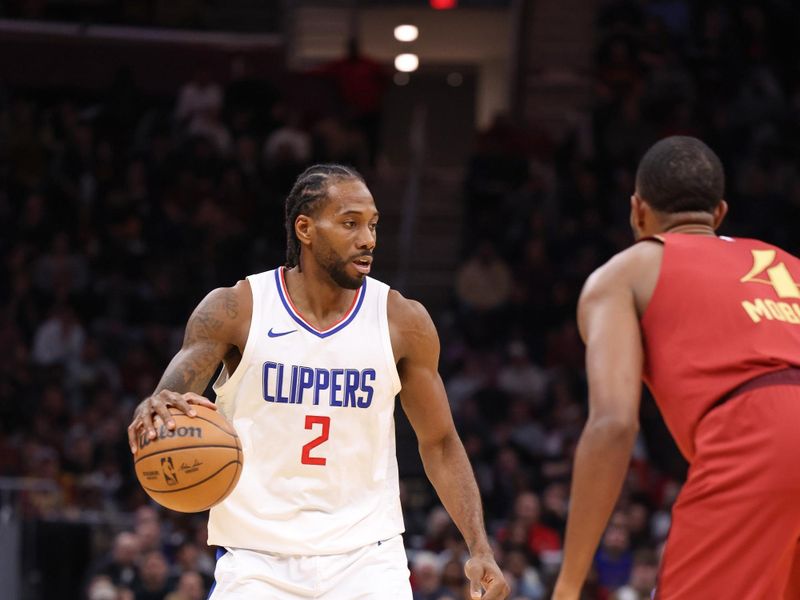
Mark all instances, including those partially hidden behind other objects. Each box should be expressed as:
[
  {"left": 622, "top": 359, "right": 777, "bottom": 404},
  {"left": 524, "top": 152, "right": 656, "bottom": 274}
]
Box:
[{"left": 641, "top": 233, "right": 800, "bottom": 461}]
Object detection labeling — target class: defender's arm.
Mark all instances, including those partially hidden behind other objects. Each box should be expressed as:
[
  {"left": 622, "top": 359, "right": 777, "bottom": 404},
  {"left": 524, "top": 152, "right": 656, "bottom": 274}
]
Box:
[{"left": 554, "top": 261, "right": 643, "bottom": 599}]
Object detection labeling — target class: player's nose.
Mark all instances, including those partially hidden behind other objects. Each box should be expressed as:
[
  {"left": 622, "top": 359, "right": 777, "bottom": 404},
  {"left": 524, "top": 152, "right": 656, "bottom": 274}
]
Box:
[{"left": 357, "top": 227, "right": 376, "bottom": 250}]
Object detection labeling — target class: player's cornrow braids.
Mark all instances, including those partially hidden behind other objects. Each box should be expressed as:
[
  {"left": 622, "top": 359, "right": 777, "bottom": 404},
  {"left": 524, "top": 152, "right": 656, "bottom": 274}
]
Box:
[{"left": 284, "top": 164, "right": 365, "bottom": 269}]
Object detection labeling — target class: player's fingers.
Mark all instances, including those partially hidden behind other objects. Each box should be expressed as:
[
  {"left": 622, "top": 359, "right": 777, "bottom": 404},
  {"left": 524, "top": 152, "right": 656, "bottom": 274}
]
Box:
[
  {"left": 465, "top": 560, "right": 483, "bottom": 598},
  {"left": 139, "top": 399, "right": 158, "bottom": 441},
  {"left": 480, "top": 577, "right": 510, "bottom": 600},
  {"left": 153, "top": 391, "right": 178, "bottom": 430},
  {"left": 183, "top": 393, "right": 216, "bottom": 411},
  {"left": 127, "top": 419, "right": 140, "bottom": 454},
  {"left": 169, "top": 394, "right": 199, "bottom": 418}
]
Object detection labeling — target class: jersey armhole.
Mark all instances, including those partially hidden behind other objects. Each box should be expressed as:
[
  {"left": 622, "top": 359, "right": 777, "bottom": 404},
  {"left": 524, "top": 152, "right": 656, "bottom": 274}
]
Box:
[
  {"left": 637, "top": 234, "right": 665, "bottom": 244},
  {"left": 637, "top": 239, "right": 669, "bottom": 327},
  {"left": 377, "top": 285, "right": 402, "bottom": 395}
]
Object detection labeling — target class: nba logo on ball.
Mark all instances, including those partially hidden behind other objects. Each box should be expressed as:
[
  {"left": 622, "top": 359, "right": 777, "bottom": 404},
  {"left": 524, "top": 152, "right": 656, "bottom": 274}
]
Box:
[
  {"left": 161, "top": 457, "right": 178, "bottom": 485},
  {"left": 134, "top": 406, "right": 243, "bottom": 513}
]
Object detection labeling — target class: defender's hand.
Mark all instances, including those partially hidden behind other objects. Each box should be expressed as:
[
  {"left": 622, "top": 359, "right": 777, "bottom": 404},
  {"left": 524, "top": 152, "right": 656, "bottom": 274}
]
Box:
[
  {"left": 465, "top": 555, "right": 510, "bottom": 599},
  {"left": 128, "top": 391, "right": 217, "bottom": 453}
]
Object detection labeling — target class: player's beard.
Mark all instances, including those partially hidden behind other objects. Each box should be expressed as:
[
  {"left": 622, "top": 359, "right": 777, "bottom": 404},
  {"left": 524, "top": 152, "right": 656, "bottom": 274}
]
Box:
[{"left": 314, "top": 237, "right": 366, "bottom": 290}]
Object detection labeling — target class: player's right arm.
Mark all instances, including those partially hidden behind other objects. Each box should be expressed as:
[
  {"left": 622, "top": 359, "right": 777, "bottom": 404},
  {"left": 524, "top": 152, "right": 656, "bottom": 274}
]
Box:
[
  {"left": 127, "top": 281, "right": 251, "bottom": 454},
  {"left": 554, "top": 252, "right": 644, "bottom": 599}
]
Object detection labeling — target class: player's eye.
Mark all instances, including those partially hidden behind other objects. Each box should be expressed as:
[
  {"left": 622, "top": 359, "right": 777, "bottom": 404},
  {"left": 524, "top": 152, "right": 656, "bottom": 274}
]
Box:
[
  {"left": 343, "top": 221, "right": 356, "bottom": 228},
  {"left": 369, "top": 222, "right": 378, "bottom": 231}
]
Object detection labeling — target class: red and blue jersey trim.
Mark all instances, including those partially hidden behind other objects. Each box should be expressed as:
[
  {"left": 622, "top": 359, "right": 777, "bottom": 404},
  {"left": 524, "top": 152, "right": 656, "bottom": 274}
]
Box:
[{"left": 275, "top": 267, "right": 367, "bottom": 338}]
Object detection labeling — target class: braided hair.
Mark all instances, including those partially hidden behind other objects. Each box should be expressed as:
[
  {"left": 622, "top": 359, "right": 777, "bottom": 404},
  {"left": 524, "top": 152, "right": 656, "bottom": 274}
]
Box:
[{"left": 284, "top": 164, "right": 365, "bottom": 269}]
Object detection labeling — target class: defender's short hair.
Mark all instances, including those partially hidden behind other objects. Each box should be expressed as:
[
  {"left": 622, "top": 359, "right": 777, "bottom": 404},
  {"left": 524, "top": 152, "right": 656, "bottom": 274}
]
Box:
[{"left": 635, "top": 136, "right": 725, "bottom": 213}]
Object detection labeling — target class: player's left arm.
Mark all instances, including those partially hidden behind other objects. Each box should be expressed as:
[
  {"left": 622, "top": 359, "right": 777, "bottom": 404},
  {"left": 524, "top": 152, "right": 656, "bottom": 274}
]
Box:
[
  {"left": 389, "top": 292, "right": 509, "bottom": 600},
  {"left": 553, "top": 259, "right": 644, "bottom": 600}
]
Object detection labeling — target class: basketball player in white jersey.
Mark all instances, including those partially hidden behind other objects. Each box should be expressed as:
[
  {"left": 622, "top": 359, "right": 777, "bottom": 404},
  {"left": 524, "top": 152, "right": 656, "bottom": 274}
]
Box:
[{"left": 127, "top": 165, "right": 508, "bottom": 600}]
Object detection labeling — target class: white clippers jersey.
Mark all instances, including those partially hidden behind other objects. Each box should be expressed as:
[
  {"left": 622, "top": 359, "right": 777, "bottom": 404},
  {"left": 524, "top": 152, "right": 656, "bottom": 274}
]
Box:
[{"left": 207, "top": 268, "right": 404, "bottom": 555}]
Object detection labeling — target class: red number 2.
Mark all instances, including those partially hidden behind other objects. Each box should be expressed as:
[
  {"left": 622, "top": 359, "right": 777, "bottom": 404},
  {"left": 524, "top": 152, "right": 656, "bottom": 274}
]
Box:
[{"left": 301, "top": 415, "right": 330, "bottom": 466}]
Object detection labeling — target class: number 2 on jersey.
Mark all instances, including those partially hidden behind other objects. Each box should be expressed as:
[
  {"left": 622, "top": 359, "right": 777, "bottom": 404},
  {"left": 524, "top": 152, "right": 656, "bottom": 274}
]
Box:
[{"left": 301, "top": 415, "right": 330, "bottom": 465}]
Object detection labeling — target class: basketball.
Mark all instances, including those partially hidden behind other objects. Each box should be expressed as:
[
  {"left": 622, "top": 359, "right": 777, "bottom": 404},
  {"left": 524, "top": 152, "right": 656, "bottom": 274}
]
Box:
[{"left": 134, "top": 406, "right": 243, "bottom": 513}]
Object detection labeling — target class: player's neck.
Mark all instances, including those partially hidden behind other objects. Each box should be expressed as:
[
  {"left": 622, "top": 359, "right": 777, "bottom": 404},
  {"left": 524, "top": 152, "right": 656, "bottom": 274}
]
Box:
[
  {"left": 662, "top": 224, "right": 717, "bottom": 236},
  {"left": 658, "top": 213, "right": 717, "bottom": 237},
  {"left": 283, "top": 264, "right": 358, "bottom": 326}
]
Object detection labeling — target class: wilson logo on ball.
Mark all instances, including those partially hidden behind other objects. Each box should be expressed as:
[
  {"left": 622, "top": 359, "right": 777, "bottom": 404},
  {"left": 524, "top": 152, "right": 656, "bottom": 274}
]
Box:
[{"left": 139, "top": 425, "right": 203, "bottom": 449}]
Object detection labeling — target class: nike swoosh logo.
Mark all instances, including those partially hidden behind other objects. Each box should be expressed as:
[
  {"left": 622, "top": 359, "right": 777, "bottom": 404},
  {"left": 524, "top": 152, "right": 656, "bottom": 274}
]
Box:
[{"left": 268, "top": 328, "right": 297, "bottom": 338}]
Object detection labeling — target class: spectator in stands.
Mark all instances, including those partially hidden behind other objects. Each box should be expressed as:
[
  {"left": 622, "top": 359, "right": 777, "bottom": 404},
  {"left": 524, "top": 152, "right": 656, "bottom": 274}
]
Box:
[
  {"left": 86, "top": 574, "right": 119, "bottom": 600},
  {"left": 21, "top": 445, "right": 66, "bottom": 517},
  {"left": 308, "top": 37, "right": 389, "bottom": 167},
  {"left": 187, "top": 109, "right": 232, "bottom": 156},
  {"left": 175, "top": 68, "right": 223, "bottom": 129},
  {"left": 262, "top": 104, "right": 312, "bottom": 195},
  {"left": 91, "top": 531, "right": 141, "bottom": 590},
  {"left": 440, "top": 558, "right": 468, "bottom": 599},
  {"left": 134, "top": 506, "right": 164, "bottom": 554},
  {"left": 31, "top": 303, "right": 86, "bottom": 368},
  {"left": 497, "top": 340, "right": 549, "bottom": 405},
  {"left": 455, "top": 241, "right": 513, "bottom": 313},
  {"left": 612, "top": 549, "right": 658, "bottom": 600},
  {"left": 411, "top": 551, "right": 448, "bottom": 600},
  {"left": 539, "top": 483, "right": 569, "bottom": 536},
  {"left": 499, "top": 492, "right": 561, "bottom": 563},
  {"left": 164, "top": 571, "right": 205, "bottom": 600},
  {"left": 504, "top": 550, "right": 545, "bottom": 599},
  {"left": 133, "top": 550, "right": 173, "bottom": 600},
  {"left": 593, "top": 512, "right": 634, "bottom": 593},
  {"left": 170, "top": 541, "right": 213, "bottom": 592}
]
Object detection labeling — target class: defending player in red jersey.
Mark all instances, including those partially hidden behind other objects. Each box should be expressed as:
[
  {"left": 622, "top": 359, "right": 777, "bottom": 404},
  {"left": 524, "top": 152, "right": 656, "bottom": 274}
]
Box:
[{"left": 554, "top": 136, "right": 800, "bottom": 600}]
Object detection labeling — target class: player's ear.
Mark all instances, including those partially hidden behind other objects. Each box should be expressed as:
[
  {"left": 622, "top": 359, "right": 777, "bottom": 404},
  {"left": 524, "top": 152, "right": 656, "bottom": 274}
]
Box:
[
  {"left": 295, "top": 215, "right": 314, "bottom": 247},
  {"left": 631, "top": 194, "right": 647, "bottom": 229},
  {"left": 712, "top": 199, "right": 728, "bottom": 230}
]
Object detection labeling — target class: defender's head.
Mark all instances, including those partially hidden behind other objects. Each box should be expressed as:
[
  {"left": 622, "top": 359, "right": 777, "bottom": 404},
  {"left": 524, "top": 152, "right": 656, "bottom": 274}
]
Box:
[
  {"left": 284, "top": 164, "right": 377, "bottom": 289},
  {"left": 631, "top": 136, "right": 727, "bottom": 239}
]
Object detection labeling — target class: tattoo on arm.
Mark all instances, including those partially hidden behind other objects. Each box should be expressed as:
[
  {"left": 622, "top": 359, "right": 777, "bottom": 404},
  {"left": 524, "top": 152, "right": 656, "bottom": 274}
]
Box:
[
  {"left": 185, "top": 288, "right": 239, "bottom": 343},
  {"left": 155, "top": 288, "right": 239, "bottom": 395}
]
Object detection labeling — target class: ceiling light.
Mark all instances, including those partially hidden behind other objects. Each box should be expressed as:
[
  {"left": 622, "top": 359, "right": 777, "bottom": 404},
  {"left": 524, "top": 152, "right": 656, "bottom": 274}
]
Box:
[
  {"left": 394, "top": 53, "right": 419, "bottom": 73},
  {"left": 394, "top": 25, "right": 419, "bottom": 42}
]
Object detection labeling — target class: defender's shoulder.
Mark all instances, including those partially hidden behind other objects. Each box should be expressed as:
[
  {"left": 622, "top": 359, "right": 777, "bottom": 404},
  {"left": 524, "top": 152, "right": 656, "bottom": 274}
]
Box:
[
  {"left": 587, "top": 240, "right": 664, "bottom": 290},
  {"left": 579, "top": 241, "right": 664, "bottom": 324}
]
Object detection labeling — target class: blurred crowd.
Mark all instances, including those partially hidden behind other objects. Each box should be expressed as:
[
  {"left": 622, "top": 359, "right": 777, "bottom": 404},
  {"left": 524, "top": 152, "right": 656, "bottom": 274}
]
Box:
[{"left": 2, "top": 1, "right": 800, "bottom": 599}]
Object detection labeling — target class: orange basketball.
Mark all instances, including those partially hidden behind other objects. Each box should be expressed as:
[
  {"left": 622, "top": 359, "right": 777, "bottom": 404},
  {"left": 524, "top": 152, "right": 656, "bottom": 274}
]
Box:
[{"left": 134, "top": 405, "right": 242, "bottom": 513}]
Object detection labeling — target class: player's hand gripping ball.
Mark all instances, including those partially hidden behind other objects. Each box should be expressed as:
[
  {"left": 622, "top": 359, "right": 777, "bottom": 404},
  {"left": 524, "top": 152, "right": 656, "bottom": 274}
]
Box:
[{"left": 133, "top": 406, "right": 243, "bottom": 512}]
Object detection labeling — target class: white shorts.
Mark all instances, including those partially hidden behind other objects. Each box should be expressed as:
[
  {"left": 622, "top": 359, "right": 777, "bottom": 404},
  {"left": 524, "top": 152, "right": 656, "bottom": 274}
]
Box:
[{"left": 208, "top": 535, "right": 412, "bottom": 600}]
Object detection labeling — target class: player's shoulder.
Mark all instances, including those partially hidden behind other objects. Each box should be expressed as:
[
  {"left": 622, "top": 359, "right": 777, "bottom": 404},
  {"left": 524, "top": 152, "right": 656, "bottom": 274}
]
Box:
[
  {"left": 387, "top": 289, "right": 434, "bottom": 333},
  {"left": 386, "top": 290, "right": 438, "bottom": 359},
  {"left": 204, "top": 279, "right": 252, "bottom": 307},
  {"left": 583, "top": 240, "right": 664, "bottom": 297},
  {"left": 192, "top": 279, "right": 253, "bottom": 329}
]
